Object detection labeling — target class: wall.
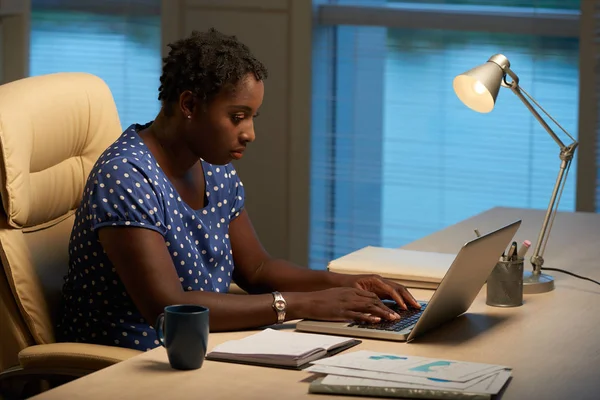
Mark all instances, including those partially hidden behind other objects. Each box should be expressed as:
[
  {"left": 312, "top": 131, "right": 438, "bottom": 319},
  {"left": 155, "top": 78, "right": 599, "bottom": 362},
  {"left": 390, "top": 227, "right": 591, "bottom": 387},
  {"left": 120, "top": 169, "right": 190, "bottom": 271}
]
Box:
[
  {"left": 161, "top": 0, "right": 312, "bottom": 266},
  {"left": 576, "top": 0, "right": 599, "bottom": 212},
  {"left": 0, "top": 0, "right": 30, "bottom": 84}
]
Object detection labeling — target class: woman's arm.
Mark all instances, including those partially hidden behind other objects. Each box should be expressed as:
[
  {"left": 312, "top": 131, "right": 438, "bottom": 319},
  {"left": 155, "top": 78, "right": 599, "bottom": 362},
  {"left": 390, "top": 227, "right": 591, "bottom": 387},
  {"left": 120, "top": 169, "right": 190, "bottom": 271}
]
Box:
[
  {"left": 98, "top": 226, "right": 294, "bottom": 331},
  {"left": 98, "top": 226, "right": 398, "bottom": 331},
  {"left": 229, "top": 210, "right": 350, "bottom": 293},
  {"left": 230, "top": 210, "right": 420, "bottom": 309}
]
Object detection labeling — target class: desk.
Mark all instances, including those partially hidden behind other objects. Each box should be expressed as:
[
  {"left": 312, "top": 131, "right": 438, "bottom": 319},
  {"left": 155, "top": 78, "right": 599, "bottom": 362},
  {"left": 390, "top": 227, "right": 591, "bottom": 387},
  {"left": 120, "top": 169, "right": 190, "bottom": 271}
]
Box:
[{"left": 32, "top": 207, "right": 600, "bottom": 400}]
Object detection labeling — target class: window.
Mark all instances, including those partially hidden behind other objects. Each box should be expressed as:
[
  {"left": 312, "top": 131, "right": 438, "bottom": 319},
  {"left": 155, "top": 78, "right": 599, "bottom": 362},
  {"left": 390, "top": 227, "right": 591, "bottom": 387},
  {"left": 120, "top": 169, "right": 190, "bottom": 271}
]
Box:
[
  {"left": 310, "top": 0, "right": 582, "bottom": 269},
  {"left": 29, "top": 0, "right": 161, "bottom": 128},
  {"left": 381, "top": 30, "right": 578, "bottom": 247}
]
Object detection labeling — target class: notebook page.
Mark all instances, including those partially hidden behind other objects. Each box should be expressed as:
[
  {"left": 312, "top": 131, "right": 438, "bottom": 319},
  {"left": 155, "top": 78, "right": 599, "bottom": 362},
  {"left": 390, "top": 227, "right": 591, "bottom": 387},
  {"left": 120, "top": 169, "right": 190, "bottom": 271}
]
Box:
[{"left": 208, "top": 328, "right": 354, "bottom": 357}]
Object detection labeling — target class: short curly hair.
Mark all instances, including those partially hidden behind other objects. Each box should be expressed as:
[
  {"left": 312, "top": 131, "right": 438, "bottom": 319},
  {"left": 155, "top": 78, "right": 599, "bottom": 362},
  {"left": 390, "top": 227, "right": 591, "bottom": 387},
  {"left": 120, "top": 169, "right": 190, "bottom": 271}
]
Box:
[{"left": 158, "top": 28, "right": 268, "bottom": 112}]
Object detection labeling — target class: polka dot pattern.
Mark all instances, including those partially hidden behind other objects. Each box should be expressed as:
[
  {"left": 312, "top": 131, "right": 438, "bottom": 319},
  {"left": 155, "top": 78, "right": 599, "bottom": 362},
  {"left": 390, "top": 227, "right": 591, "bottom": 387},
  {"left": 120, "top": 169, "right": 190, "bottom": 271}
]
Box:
[{"left": 57, "top": 124, "right": 245, "bottom": 351}]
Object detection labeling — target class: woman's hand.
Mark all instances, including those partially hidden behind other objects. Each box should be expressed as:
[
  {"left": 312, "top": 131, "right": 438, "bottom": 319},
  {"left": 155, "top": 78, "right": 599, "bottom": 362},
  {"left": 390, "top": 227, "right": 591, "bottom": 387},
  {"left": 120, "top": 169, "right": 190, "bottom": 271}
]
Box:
[
  {"left": 290, "top": 287, "right": 402, "bottom": 324},
  {"left": 338, "top": 274, "right": 421, "bottom": 311}
]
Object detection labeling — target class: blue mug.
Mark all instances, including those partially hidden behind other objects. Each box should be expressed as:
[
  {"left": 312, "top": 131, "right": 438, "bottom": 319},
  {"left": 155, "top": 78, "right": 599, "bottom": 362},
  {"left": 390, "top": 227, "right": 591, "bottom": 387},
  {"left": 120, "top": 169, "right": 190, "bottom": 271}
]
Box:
[{"left": 154, "top": 305, "right": 209, "bottom": 370}]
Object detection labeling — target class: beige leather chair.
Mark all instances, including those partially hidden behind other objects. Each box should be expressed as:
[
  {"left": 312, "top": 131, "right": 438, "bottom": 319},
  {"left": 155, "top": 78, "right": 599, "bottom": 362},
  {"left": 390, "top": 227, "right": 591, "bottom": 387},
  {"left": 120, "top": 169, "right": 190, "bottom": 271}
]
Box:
[{"left": 0, "top": 72, "right": 141, "bottom": 397}]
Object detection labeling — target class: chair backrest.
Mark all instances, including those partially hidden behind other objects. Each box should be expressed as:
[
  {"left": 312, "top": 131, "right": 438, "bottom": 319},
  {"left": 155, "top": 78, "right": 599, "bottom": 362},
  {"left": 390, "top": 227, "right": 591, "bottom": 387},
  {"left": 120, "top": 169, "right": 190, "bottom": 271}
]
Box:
[{"left": 0, "top": 72, "right": 122, "bottom": 372}]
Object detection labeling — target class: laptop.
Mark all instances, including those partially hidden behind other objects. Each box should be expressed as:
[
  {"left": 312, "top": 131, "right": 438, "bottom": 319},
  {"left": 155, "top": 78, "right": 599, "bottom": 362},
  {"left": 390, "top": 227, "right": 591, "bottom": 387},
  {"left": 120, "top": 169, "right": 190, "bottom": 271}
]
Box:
[{"left": 296, "top": 220, "right": 521, "bottom": 342}]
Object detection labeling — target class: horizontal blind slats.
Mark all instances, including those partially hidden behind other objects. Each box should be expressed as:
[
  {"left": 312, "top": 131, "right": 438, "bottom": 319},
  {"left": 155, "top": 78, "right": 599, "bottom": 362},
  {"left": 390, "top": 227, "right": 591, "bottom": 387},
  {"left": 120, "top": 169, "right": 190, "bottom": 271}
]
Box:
[{"left": 30, "top": 1, "right": 161, "bottom": 129}]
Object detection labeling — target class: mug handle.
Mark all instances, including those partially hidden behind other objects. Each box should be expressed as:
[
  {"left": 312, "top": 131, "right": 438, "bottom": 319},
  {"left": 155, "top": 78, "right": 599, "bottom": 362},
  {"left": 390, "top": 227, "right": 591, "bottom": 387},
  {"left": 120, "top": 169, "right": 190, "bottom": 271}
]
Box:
[{"left": 155, "top": 313, "right": 166, "bottom": 347}]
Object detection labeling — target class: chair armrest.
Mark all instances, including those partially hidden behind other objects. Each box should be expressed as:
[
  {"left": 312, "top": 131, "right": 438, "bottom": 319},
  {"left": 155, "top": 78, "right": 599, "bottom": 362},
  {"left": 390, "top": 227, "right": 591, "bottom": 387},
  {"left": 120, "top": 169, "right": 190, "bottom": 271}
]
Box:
[{"left": 18, "top": 342, "right": 142, "bottom": 372}]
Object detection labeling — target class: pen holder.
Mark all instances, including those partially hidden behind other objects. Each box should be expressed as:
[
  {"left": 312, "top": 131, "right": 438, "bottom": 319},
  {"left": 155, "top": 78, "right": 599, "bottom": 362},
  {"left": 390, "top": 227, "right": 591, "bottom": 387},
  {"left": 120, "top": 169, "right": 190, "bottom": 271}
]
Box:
[{"left": 486, "top": 257, "right": 524, "bottom": 307}]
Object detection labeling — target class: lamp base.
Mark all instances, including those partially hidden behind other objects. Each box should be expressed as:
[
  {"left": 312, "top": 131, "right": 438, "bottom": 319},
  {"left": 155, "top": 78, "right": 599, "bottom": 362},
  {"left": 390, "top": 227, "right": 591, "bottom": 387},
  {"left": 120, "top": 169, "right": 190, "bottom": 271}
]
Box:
[{"left": 523, "top": 270, "right": 554, "bottom": 294}]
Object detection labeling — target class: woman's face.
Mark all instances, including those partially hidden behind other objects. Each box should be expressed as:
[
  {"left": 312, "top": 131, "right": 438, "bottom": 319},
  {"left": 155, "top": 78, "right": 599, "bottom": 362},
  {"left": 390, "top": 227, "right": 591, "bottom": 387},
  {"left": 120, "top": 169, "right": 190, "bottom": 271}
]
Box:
[{"left": 181, "top": 73, "right": 265, "bottom": 165}]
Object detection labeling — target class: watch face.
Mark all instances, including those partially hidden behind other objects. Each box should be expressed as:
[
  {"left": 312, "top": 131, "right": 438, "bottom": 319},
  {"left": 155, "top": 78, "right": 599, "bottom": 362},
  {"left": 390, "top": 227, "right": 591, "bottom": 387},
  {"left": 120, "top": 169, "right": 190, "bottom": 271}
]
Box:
[{"left": 275, "top": 300, "right": 286, "bottom": 311}]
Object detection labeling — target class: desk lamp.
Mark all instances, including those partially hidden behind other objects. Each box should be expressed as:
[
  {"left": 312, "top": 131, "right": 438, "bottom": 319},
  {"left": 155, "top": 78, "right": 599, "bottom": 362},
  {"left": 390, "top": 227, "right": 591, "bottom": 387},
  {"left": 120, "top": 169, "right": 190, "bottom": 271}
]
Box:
[{"left": 452, "top": 54, "right": 578, "bottom": 294}]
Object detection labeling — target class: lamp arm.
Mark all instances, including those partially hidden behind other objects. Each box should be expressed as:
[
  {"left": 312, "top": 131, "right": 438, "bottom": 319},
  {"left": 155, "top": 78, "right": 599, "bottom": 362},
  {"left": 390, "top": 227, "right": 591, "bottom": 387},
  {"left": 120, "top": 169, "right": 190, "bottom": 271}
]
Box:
[
  {"left": 501, "top": 69, "right": 578, "bottom": 274},
  {"left": 529, "top": 157, "right": 573, "bottom": 273},
  {"left": 506, "top": 80, "right": 569, "bottom": 150}
]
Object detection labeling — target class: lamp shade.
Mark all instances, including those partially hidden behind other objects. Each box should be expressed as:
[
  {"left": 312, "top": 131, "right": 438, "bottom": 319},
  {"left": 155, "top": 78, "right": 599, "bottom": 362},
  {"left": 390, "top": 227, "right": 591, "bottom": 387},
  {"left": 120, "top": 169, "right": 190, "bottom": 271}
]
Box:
[{"left": 453, "top": 59, "right": 506, "bottom": 113}]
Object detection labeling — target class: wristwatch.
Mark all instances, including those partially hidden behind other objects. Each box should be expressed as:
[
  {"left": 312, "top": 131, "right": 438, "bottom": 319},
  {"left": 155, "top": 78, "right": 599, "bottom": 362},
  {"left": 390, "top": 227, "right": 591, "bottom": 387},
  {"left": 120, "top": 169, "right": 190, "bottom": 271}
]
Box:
[{"left": 271, "top": 291, "right": 287, "bottom": 324}]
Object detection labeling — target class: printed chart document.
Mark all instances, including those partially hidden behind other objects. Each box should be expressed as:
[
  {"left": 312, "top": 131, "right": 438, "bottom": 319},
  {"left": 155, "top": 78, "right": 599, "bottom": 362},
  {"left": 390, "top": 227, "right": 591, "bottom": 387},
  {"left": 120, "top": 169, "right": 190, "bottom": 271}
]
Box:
[
  {"left": 327, "top": 246, "right": 456, "bottom": 289},
  {"left": 206, "top": 328, "right": 360, "bottom": 369},
  {"left": 307, "top": 350, "right": 511, "bottom": 399}
]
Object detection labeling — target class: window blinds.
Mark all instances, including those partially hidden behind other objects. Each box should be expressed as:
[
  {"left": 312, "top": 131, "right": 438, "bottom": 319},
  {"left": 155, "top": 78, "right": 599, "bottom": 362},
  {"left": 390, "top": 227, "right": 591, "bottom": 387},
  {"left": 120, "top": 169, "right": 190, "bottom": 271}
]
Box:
[
  {"left": 309, "top": 0, "right": 581, "bottom": 270},
  {"left": 29, "top": 0, "right": 161, "bottom": 129}
]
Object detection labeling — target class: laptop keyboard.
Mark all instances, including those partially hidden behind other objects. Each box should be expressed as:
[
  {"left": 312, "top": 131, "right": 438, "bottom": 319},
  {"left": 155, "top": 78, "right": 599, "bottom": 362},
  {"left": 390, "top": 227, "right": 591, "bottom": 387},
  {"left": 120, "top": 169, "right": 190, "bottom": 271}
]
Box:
[{"left": 348, "top": 303, "right": 426, "bottom": 332}]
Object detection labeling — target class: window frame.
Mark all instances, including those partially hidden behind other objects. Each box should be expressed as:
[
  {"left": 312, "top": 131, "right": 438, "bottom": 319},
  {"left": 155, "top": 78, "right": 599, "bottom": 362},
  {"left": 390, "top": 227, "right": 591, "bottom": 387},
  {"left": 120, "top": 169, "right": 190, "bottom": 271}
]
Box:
[{"left": 317, "top": 2, "right": 580, "bottom": 38}]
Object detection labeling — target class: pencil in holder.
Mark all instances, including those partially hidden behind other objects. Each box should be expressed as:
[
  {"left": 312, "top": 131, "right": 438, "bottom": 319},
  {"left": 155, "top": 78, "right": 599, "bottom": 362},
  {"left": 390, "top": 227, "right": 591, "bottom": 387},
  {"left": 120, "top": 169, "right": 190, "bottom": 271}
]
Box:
[{"left": 486, "top": 257, "right": 524, "bottom": 307}]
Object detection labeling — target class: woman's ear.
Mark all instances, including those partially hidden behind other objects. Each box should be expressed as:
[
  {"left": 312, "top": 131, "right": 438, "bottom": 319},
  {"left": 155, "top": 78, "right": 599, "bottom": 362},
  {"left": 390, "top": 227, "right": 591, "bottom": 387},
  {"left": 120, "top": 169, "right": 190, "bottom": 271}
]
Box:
[{"left": 178, "top": 90, "right": 196, "bottom": 118}]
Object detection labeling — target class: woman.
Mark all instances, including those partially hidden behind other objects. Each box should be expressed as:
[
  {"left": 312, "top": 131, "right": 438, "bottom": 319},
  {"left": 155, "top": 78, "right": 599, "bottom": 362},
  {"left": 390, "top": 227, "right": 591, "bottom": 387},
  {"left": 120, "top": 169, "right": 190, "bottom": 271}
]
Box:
[{"left": 58, "top": 28, "right": 419, "bottom": 351}]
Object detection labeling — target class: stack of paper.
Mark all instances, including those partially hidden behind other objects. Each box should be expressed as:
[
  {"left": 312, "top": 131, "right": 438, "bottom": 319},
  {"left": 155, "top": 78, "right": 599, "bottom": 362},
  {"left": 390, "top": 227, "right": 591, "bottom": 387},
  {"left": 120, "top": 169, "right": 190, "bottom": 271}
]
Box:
[
  {"left": 327, "top": 246, "right": 456, "bottom": 290},
  {"left": 307, "top": 350, "right": 511, "bottom": 400},
  {"left": 205, "top": 328, "right": 360, "bottom": 369}
]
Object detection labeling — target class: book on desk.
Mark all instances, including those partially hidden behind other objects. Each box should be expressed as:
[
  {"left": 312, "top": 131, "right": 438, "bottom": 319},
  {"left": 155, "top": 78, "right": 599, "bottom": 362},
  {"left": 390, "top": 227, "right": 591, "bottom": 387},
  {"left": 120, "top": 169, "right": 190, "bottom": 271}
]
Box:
[
  {"left": 205, "top": 328, "right": 361, "bottom": 370},
  {"left": 327, "top": 246, "right": 456, "bottom": 290}
]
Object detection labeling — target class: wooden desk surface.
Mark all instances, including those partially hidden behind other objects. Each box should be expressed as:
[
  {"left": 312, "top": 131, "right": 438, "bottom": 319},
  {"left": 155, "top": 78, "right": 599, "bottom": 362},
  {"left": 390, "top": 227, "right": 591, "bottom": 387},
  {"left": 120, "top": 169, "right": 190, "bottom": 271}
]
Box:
[{"left": 32, "top": 207, "right": 600, "bottom": 400}]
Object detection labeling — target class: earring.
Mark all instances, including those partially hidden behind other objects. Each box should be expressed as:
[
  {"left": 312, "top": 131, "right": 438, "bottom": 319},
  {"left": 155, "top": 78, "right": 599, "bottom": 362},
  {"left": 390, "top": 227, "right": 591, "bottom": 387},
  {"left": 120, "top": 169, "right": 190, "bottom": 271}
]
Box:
[{"left": 187, "top": 115, "right": 191, "bottom": 119}]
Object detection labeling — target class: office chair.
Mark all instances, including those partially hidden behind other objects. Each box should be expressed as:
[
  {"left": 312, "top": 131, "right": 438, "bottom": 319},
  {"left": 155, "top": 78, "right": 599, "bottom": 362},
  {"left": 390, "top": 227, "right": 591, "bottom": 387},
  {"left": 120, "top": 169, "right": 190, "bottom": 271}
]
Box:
[{"left": 0, "top": 72, "right": 141, "bottom": 397}]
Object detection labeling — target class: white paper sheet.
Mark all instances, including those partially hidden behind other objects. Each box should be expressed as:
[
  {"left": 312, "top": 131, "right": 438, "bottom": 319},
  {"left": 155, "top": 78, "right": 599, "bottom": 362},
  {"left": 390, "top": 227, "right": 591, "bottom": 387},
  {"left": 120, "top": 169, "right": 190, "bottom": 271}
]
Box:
[
  {"left": 306, "top": 364, "right": 497, "bottom": 390},
  {"left": 311, "top": 350, "right": 509, "bottom": 382}
]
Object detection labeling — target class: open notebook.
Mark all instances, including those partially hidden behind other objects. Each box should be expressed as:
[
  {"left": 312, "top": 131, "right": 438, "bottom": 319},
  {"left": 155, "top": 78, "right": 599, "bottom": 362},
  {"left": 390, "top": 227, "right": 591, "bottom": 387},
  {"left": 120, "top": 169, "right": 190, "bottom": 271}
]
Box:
[
  {"left": 327, "top": 246, "right": 456, "bottom": 289},
  {"left": 206, "top": 328, "right": 361, "bottom": 370}
]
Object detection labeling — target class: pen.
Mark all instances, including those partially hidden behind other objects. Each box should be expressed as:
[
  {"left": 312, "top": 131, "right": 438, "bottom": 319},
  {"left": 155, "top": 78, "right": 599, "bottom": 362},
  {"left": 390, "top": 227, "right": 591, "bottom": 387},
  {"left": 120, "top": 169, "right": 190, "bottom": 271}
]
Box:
[
  {"left": 506, "top": 241, "right": 517, "bottom": 260},
  {"left": 517, "top": 240, "right": 532, "bottom": 259}
]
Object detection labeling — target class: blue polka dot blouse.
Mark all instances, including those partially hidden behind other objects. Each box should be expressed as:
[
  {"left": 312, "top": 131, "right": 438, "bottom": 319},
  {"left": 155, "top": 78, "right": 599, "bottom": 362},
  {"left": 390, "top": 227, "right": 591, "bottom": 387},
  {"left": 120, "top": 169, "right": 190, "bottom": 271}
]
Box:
[{"left": 57, "top": 123, "right": 245, "bottom": 351}]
